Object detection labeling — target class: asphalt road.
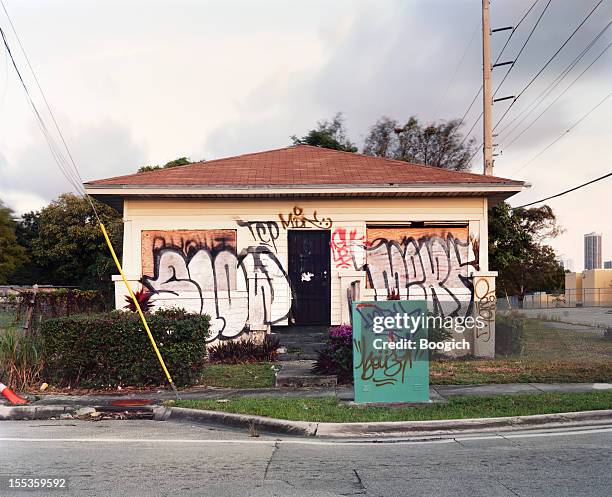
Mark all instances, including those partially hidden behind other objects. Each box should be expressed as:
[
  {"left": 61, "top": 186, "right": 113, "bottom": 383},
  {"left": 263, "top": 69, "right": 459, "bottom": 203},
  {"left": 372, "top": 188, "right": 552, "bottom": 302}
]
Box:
[{"left": 0, "top": 420, "right": 611, "bottom": 497}]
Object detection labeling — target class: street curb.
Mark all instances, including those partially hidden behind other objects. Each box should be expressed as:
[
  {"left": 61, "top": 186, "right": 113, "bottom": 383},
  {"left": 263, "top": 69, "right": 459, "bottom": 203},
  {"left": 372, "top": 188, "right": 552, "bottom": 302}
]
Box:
[
  {"left": 162, "top": 406, "right": 318, "bottom": 436},
  {"left": 160, "top": 407, "right": 612, "bottom": 437},
  {"left": 0, "top": 405, "right": 76, "bottom": 421},
  {"left": 3, "top": 404, "right": 611, "bottom": 439},
  {"left": 315, "top": 409, "right": 612, "bottom": 437},
  {"left": 0, "top": 405, "right": 155, "bottom": 421}
]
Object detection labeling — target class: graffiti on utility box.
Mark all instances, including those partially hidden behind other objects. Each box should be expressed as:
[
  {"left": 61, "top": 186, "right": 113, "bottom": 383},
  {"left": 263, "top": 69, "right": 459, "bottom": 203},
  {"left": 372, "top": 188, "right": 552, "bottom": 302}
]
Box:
[{"left": 352, "top": 300, "right": 429, "bottom": 404}]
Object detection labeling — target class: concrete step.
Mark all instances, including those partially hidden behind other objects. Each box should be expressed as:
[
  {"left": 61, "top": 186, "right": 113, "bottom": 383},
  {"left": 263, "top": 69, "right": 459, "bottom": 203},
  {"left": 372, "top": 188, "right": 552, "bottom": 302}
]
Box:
[
  {"left": 275, "top": 360, "right": 337, "bottom": 388},
  {"left": 277, "top": 352, "right": 319, "bottom": 361}
]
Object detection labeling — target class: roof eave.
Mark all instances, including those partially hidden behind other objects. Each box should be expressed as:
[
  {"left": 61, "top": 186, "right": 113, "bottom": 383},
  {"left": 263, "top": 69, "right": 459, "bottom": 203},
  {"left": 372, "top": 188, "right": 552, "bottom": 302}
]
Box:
[{"left": 86, "top": 183, "right": 527, "bottom": 214}]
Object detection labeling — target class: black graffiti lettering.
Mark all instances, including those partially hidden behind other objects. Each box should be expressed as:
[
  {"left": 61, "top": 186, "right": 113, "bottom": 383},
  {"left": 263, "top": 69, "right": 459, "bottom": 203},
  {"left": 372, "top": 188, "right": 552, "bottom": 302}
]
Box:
[
  {"left": 352, "top": 234, "right": 478, "bottom": 317},
  {"left": 236, "top": 220, "right": 280, "bottom": 251},
  {"left": 141, "top": 242, "right": 293, "bottom": 342},
  {"left": 278, "top": 206, "right": 333, "bottom": 229}
]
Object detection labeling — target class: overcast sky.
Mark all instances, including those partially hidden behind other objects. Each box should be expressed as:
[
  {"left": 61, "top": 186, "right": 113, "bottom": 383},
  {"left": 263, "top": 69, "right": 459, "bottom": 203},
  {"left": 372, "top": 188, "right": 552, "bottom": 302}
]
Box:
[{"left": 0, "top": 0, "right": 610, "bottom": 270}]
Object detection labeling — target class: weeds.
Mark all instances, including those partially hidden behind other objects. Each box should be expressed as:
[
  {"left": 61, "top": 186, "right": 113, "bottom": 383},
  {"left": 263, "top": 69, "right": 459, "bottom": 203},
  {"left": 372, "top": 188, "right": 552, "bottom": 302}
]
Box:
[{"left": 0, "top": 327, "right": 44, "bottom": 390}]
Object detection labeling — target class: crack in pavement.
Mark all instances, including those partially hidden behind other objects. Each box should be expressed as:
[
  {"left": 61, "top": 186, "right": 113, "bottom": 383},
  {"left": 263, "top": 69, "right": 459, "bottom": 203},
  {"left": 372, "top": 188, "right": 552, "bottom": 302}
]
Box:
[
  {"left": 263, "top": 441, "right": 279, "bottom": 480},
  {"left": 352, "top": 468, "right": 366, "bottom": 494}
]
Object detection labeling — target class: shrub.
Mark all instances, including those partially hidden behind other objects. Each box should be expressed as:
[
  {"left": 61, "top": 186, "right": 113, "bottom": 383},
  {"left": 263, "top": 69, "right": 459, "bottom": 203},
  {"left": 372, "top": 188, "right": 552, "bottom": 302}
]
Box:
[
  {"left": 427, "top": 312, "right": 454, "bottom": 359},
  {"left": 314, "top": 314, "right": 458, "bottom": 382},
  {"left": 495, "top": 314, "right": 524, "bottom": 356},
  {"left": 208, "top": 335, "right": 280, "bottom": 364},
  {"left": 0, "top": 327, "right": 44, "bottom": 390},
  {"left": 40, "top": 308, "right": 210, "bottom": 387},
  {"left": 313, "top": 325, "right": 353, "bottom": 384},
  {"left": 15, "top": 288, "right": 107, "bottom": 320},
  {"left": 124, "top": 289, "right": 154, "bottom": 313}
]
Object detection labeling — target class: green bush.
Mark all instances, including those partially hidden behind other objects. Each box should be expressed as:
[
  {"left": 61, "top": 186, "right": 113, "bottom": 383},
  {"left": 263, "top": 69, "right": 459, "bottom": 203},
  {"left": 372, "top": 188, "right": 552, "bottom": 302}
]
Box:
[
  {"left": 40, "top": 308, "right": 210, "bottom": 387},
  {"left": 495, "top": 314, "right": 524, "bottom": 356},
  {"left": 208, "top": 336, "right": 280, "bottom": 364},
  {"left": 313, "top": 325, "right": 353, "bottom": 384}
]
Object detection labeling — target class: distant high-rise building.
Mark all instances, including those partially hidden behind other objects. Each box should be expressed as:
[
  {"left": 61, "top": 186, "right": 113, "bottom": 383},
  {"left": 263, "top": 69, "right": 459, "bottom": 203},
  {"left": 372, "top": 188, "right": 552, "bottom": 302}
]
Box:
[
  {"left": 557, "top": 255, "right": 574, "bottom": 272},
  {"left": 584, "top": 232, "right": 602, "bottom": 270},
  {"left": 605, "top": 260, "right": 612, "bottom": 269}
]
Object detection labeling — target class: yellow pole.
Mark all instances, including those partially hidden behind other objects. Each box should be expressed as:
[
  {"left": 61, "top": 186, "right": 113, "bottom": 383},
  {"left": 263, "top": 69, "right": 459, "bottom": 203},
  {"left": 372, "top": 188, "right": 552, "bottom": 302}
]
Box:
[{"left": 99, "top": 222, "right": 178, "bottom": 397}]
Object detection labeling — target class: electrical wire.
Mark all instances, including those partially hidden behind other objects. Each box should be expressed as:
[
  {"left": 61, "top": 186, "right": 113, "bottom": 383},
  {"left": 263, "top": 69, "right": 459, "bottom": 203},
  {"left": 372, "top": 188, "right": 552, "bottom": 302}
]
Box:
[
  {"left": 503, "top": 40, "right": 612, "bottom": 151},
  {"left": 456, "top": 0, "right": 542, "bottom": 141},
  {"left": 1, "top": 0, "right": 83, "bottom": 184},
  {"left": 497, "top": 19, "right": 612, "bottom": 139},
  {"left": 493, "top": 0, "right": 552, "bottom": 98},
  {"left": 0, "top": 3, "right": 178, "bottom": 396},
  {"left": 512, "top": 171, "right": 612, "bottom": 209},
  {"left": 494, "top": 0, "right": 605, "bottom": 131},
  {"left": 510, "top": 92, "right": 612, "bottom": 175},
  {"left": 0, "top": 26, "right": 84, "bottom": 195}
]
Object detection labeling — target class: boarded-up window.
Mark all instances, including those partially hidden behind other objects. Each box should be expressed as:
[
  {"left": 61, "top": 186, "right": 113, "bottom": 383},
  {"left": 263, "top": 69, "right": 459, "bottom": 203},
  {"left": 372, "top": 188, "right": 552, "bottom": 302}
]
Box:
[
  {"left": 365, "top": 224, "right": 470, "bottom": 289},
  {"left": 141, "top": 229, "right": 237, "bottom": 276},
  {"left": 366, "top": 225, "right": 468, "bottom": 245}
]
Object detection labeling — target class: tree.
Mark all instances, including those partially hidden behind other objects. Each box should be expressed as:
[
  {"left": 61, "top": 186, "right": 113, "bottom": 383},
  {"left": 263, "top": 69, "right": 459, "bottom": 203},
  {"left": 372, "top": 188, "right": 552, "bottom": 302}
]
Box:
[
  {"left": 0, "top": 200, "right": 28, "bottom": 284},
  {"left": 291, "top": 113, "right": 357, "bottom": 152},
  {"left": 138, "top": 156, "right": 192, "bottom": 173},
  {"left": 14, "top": 194, "right": 122, "bottom": 295},
  {"left": 489, "top": 202, "right": 565, "bottom": 305},
  {"left": 363, "top": 116, "right": 476, "bottom": 171}
]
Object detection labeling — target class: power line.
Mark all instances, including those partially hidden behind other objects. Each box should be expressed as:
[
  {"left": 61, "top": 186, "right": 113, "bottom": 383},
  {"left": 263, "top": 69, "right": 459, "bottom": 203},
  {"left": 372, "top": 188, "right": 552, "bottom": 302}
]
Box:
[
  {"left": 0, "top": 0, "right": 178, "bottom": 396},
  {"left": 497, "top": 19, "right": 612, "bottom": 141},
  {"left": 457, "top": 0, "right": 542, "bottom": 152},
  {"left": 494, "top": 0, "right": 605, "bottom": 131},
  {"left": 503, "top": 40, "right": 612, "bottom": 151},
  {"left": 493, "top": 0, "right": 552, "bottom": 98},
  {"left": 0, "top": 26, "right": 84, "bottom": 194},
  {"left": 510, "top": 92, "right": 612, "bottom": 175},
  {"left": 512, "top": 171, "right": 612, "bottom": 209},
  {"left": 0, "top": 0, "right": 87, "bottom": 197}
]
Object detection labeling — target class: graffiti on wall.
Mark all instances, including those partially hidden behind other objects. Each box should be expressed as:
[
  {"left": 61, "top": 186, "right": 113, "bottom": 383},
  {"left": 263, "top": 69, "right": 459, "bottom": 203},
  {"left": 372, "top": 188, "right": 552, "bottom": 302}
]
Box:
[
  {"left": 474, "top": 276, "right": 496, "bottom": 342},
  {"left": 236, "top": 220, "right": 280, "bottom": 252},
  {"left": 141, "top": 232, "right": 292, "bottom": 342},
  {"left": 328, "top": 225, "right": 479, "bottom": 318},
  {"left": 138, "top": 210, "right": 485, "bottom": 342},
  {"left": 330, "top": 228, "right": 365, "bottom": 269},
  {"left": 278, "top": 206, "right": 333, "bottom": 229}
]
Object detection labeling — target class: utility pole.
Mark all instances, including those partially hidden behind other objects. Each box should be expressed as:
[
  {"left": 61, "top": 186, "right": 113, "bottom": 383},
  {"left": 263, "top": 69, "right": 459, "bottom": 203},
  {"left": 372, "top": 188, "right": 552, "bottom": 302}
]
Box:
[{"left": 482, "top": 0, "right": 493, "bottom": 175}]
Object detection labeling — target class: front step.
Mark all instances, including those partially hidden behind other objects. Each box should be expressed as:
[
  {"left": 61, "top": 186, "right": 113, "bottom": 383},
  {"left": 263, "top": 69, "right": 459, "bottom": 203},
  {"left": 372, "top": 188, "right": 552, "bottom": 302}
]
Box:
[
  {"left": 275, "top": 360, "right": 337, "bottom": 388},
  {"left": 277, "top": 352, "right": 319, "bottom": 361}
]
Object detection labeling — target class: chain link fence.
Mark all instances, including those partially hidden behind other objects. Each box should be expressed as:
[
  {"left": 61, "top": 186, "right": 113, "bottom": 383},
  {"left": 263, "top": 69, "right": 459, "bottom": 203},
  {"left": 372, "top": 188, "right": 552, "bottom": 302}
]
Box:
[{"left": 498, "top": 288, "right": 612, "bottom": 310}]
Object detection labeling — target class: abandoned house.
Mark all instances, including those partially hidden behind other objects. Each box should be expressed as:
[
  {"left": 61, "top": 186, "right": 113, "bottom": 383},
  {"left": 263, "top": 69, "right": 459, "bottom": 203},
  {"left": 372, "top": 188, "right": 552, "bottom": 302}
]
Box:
[{"left": 84, "top": 145, "right": 525, "bottom": 358}]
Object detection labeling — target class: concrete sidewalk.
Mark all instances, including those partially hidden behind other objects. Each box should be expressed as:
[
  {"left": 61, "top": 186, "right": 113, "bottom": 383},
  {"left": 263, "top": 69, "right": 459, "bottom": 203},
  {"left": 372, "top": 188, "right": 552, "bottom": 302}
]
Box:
[{"left": 4, "top": 382, "right": 611, "bottom": 407}]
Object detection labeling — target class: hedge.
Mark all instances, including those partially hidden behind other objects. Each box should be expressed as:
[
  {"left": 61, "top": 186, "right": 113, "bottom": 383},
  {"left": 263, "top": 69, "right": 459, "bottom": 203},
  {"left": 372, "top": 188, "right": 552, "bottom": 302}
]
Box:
[
  {"left": 495, "top": 314, "right": 524, "bottom": 356},
  {"left": 40, "top": 309, "right": 210, "bottom": 387}
]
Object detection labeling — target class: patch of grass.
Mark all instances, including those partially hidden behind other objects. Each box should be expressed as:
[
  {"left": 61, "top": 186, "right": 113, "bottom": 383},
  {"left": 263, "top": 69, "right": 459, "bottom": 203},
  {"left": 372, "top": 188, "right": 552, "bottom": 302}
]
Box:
[
  {"left": 199, "top": 362, "right": 276, "bottom": 389},
  {"left": 0, "top": 310, "right": 20, "bottom": 330},
  {"left": 430, "top": 359, "right": 611, "bottom": 384},
  {"left": 521, "top": 319, "right": 612, "bottom": 361},
  {"left": 430, "top": 319, "right": 611, "bottom": 385},
  {"left": 174, "top": 391, "right": 612, "bottom": 423}
]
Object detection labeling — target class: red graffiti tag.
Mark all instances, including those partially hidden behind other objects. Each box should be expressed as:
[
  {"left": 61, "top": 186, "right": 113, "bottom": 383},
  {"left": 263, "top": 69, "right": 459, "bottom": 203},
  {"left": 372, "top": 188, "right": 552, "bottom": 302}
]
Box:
[{"left": 330, "top": 228, "right": 364, "bottom": 269}]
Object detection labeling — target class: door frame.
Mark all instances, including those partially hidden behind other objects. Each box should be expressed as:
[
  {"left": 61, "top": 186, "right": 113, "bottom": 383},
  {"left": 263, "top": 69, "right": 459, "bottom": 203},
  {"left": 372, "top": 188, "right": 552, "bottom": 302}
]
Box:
[{"left": 287, "top": 229, "right": 332, "bottom": 326}]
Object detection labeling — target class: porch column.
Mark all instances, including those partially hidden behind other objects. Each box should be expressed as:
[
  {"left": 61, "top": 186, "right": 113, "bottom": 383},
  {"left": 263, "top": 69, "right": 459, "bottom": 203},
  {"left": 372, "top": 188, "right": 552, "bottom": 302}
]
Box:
[
  {"left": 337, "top": 270, "right": 366, "bottom": 325},
  {"left": 472, "top": 271, "right": 498, "bottom": 358},
  {"left": 112, "top": 274, "right": 142, "bottom": 310}
]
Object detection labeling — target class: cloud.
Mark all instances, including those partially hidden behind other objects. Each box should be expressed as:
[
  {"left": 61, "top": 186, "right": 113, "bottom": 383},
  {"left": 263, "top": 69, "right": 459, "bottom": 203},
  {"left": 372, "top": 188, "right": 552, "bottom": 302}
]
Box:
[
  {"left": 0, "top": 118, "right": 147, "bottom": 210},
  {"left": 1, "top": 0, "right": 610, "bottom": 268}
]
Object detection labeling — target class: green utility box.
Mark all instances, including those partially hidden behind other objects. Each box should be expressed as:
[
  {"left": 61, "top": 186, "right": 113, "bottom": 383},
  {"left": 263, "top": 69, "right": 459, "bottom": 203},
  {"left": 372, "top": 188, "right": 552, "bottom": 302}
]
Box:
[{"left": 352, "top": 300, "right": 429, "bottom": 404}]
